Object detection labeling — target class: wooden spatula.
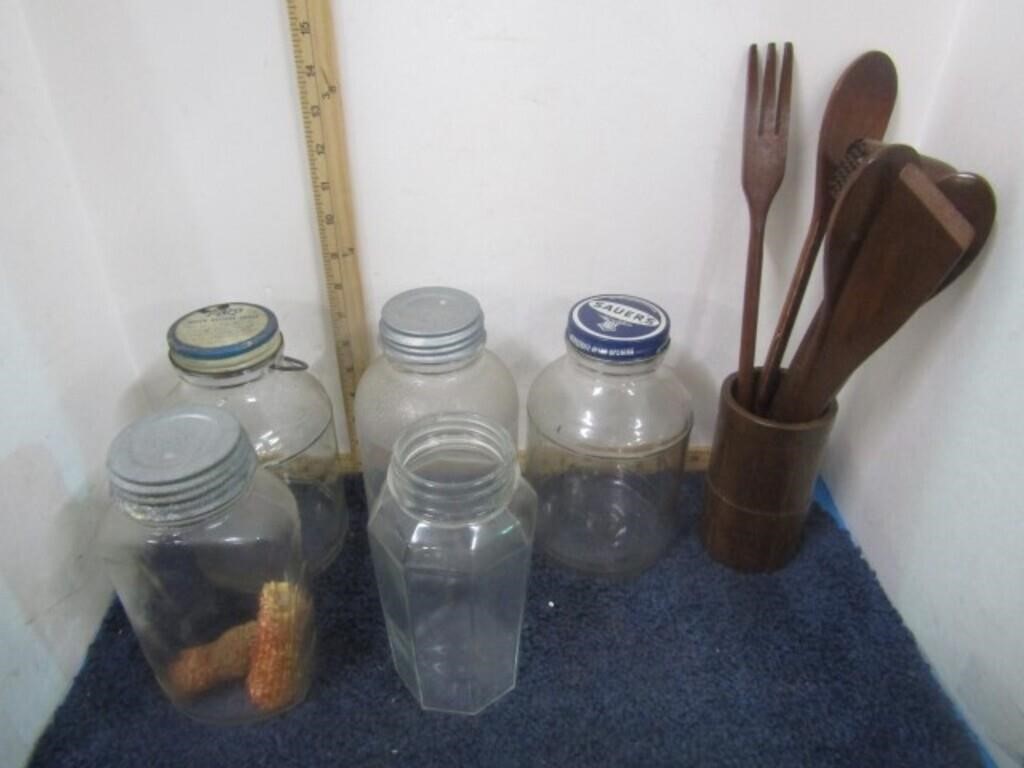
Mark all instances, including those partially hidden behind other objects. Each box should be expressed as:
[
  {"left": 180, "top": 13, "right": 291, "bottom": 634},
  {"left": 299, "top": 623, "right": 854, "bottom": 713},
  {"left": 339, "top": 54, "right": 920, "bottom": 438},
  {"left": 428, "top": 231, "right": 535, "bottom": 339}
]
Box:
[
  {"left": 770, "top": 144, "right": 920, "bottom": 398},
  {"left": 931, "top": 172, "right": 996, "bottom": 296},
  {"left": 771, "top": 163, "right": 975, "bottom": 422}
]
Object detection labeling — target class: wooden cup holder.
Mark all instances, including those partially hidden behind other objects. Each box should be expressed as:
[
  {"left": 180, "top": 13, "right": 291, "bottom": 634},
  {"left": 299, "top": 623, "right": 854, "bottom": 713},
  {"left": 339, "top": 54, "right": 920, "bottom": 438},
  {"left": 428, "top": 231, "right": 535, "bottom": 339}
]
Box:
[{"left": 700, "top": 371, "right": 837, "bottom": 572}]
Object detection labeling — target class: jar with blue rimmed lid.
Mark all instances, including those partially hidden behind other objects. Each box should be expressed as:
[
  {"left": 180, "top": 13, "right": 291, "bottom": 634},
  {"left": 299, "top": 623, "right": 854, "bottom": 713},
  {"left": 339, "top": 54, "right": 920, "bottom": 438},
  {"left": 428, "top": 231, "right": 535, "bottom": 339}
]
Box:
[
  {"left": 164, "top": 302, "right": 346, "bottom": 575},
  {"left": 102, "top": 405, "right": 315, "bottom": 723},
  {"left": 525, "top": 294, "right": 694, "bottom": 576}
]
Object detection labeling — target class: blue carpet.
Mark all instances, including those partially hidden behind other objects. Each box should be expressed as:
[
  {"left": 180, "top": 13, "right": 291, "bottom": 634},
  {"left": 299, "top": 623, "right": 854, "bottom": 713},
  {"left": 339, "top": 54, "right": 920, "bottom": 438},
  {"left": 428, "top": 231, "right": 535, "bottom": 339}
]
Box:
[{"left": 29, "top": 475, "right": 983, "bottom": 767}]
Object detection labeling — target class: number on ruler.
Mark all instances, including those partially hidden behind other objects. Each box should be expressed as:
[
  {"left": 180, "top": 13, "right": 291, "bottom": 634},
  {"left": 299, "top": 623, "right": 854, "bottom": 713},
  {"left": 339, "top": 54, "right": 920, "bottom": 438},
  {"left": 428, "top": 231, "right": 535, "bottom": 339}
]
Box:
[{"left": 287, "top": 0, "right": 368, "bottom": 459}]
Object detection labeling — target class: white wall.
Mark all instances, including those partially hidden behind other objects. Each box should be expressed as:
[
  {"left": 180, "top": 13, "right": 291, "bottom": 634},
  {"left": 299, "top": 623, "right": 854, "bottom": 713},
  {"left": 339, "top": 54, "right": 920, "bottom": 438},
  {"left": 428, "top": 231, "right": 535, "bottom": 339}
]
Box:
[
  {"left": 0, "top": 2, "right": 149, "bottom": 763},
  {"left": 334, "top": 0, "right": 963, "bottom": 443},
  {"left": 2, "top": 0, "right": 1017, "bottom": 764},
  {"left": 18, "top": 0, "right": 344, "bottom": 443},
  {"left": 823, "top": 1, "right": 1024, "bottom": 765},
  {"left": 14, "top": 0, "right": 965, "bottom": 446}
]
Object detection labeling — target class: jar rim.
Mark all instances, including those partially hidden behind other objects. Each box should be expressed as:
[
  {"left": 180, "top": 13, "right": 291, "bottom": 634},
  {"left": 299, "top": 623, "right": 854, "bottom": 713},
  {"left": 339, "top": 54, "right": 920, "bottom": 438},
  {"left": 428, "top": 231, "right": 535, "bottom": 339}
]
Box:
[
  {"left": 385, "top": 412, "right": 518, "bottom": 523},
  {"left": 564, "top": 340, "right": 666, "bottom": 374}
]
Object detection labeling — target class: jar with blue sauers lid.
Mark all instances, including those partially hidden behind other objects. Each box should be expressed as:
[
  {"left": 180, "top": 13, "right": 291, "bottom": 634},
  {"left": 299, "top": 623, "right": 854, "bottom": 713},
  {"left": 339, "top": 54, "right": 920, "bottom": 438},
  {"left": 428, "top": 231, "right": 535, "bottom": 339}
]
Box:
[
  {"left": 164, "top": 302, "right": 346, "bottom": 575},
  {"left": 525, "top": 294, "right": 694, "bottom": 576},
  {"left": 354, "top": 287, "right": 519, "bottom": 511},
  {"left": 102, "top": 405, "right": 315, "bottom": 723}
]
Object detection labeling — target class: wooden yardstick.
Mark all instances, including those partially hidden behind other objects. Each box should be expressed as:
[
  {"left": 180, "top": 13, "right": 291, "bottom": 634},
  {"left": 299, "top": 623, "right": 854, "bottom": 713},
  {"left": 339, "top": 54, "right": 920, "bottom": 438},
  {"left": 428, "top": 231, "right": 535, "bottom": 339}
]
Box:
[{"left": 285, "top": 0, "right": 369, "bottom": 467}]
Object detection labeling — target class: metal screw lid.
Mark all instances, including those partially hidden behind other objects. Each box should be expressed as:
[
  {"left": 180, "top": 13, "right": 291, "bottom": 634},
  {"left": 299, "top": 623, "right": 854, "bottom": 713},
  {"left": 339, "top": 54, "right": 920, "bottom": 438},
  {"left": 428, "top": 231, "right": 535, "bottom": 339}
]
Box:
[
  {"left": 566, "top": 294, "right": 671, "bottom": 362},
  {"left": 378, "top": 287, "right": 487, "bottom": 365},
  {"left": 167, "top": 302, "right": 283, "bottom": 374},
  {"left": 107, "top": 405, "right": 257, "bottom": 524}
]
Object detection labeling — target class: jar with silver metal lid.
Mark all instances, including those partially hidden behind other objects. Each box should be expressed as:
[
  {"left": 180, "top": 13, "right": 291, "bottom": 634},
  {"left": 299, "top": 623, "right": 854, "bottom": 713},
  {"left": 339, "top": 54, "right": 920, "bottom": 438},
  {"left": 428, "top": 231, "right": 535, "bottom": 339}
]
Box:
[
  {"left": 525, "top": 294, "right": 694, "bottom": 576},
  {"left": 164, "top": 302, "right": 346, "bottom": 575},
  {"left": 354, "top": 287, "right": 519, "bottom": 509},
  {"left": 102, "top": 405, "right": 315, "bottom": 723}
]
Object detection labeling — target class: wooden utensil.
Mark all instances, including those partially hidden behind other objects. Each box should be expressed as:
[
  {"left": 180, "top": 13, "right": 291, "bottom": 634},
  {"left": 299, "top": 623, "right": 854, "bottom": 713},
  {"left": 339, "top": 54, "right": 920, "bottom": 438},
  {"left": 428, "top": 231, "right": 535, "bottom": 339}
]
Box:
[
  {"left": 817, "top": 144, "right": 921, "bottom": 316},
  {"left": 755, "top": 52, "right": 898, "bottom": 413},
  {"left": 766, "top": 144, "right": 920, "bottom": 417},
  {"left": 932, "top": 173, "right": 996, "bottom": 295},
  {"left": 820, "top": 141, "right": 996, "bottom": 301},
  {"left": 771, "top": 163, "right": 975, "bottom": 422},
  {"left": 737, "top": 42, "right": 794, "bottom": 410}
]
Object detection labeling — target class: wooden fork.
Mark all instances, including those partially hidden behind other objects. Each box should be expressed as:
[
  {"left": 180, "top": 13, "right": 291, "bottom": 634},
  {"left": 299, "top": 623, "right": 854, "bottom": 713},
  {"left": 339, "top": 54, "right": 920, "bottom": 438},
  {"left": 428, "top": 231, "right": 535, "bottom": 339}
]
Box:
[{"left": 737, "top": 42, "right": 793, "bottom": 410}]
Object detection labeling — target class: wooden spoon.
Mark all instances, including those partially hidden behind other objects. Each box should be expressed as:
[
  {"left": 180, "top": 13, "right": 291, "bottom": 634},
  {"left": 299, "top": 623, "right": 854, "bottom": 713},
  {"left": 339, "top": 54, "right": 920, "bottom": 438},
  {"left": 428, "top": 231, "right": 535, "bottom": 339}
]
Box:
[
  {"left": 756, "top": 51, "right": 898, "bottom": 413},
  {"left": 771, "top": 163, "right": 975, "bottom": 422}
]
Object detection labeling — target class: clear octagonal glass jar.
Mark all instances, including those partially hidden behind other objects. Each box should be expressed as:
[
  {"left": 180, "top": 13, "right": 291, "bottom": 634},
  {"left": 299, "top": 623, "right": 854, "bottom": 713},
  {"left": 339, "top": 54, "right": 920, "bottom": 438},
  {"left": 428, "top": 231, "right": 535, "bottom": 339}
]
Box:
[
  {"left": 368, "top": 412, "right": 536, "bottom": 715},
  {"left": 164, "top": 302, "right": 346, "bottom": 575},
  {"left": 102, "top": 405, "right": 315, "bottom": 724}
]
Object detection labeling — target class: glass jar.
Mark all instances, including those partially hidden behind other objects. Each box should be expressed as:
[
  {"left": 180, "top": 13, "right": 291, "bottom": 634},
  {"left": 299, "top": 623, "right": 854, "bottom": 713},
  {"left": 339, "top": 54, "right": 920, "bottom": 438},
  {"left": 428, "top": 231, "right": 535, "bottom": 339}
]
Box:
[
  {"left": 102, "top": 405, "right": 315, "bottom": 724},
  {"left": 525, "top": 294, "right": 694, "bottom": 576},
  {"left": 368, "top": 413, "right": 536, "bottom": 715},
  {"left": 354, "top": 287, "right": 519, "bottom": 510},
  {"left": 165, "top": 302, "right": 346, "bottom": 575}
]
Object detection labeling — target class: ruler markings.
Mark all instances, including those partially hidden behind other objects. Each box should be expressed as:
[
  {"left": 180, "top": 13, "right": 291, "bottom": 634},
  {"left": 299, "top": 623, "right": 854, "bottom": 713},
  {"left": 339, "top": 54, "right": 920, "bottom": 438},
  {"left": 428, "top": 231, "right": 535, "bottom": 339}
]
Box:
[{"left": 284, "top": 0, "right": 370, "bottom": 466}]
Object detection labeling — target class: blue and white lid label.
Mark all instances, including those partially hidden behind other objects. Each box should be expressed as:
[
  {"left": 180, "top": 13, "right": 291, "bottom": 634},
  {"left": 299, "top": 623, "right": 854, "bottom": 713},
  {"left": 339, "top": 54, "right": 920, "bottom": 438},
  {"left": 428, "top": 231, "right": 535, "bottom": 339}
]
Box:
[
  {"left": 171, "top": 303, "right": 273, "bottom": 352},
  {"left": 167, "top": 302, "right": 283, "bottom": 373},
  {"left": 568, "top": 294, "right": 670, "bottom": 361}
]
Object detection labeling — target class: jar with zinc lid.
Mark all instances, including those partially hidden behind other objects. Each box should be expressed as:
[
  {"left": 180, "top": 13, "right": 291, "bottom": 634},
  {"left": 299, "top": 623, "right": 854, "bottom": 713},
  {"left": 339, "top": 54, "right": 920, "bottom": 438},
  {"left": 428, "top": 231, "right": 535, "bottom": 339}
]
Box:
[
  {"left": 164, "top": 302, "right": 346, "bottom": 575},
  {"left": 102, "top": 405, "right": 315, "bottom": 723},
  {"left": 354, "top": 287, "right": 519, "bottom": 510},
  {"left": 525, "top": 294, "right": 694, "bottom": 576}
]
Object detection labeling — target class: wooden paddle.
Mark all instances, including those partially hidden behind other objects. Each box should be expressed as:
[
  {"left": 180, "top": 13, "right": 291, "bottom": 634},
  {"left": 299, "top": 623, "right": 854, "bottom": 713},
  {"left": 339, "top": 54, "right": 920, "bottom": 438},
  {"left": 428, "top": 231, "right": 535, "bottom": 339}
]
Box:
[{"left": 771, "top": 163, "right": 975, "bottom": 422}]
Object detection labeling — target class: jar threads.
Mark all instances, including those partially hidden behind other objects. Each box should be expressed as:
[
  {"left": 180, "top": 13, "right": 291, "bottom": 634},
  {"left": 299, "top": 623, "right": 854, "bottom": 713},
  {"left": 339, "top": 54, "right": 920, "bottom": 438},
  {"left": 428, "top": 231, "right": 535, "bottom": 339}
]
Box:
[{"left": 368, "top": 412, "right": 535, "bottom": 715}]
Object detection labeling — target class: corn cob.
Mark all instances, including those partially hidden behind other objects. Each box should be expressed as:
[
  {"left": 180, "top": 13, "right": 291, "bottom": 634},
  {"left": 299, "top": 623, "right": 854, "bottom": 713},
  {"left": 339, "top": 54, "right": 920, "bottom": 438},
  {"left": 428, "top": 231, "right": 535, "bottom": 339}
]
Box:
[
  {"left": 247, "top": 581, "right": 312, "bottom": 711},
  {"left": 166, "top": 620, "right": 257, "bottom": 697}
]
